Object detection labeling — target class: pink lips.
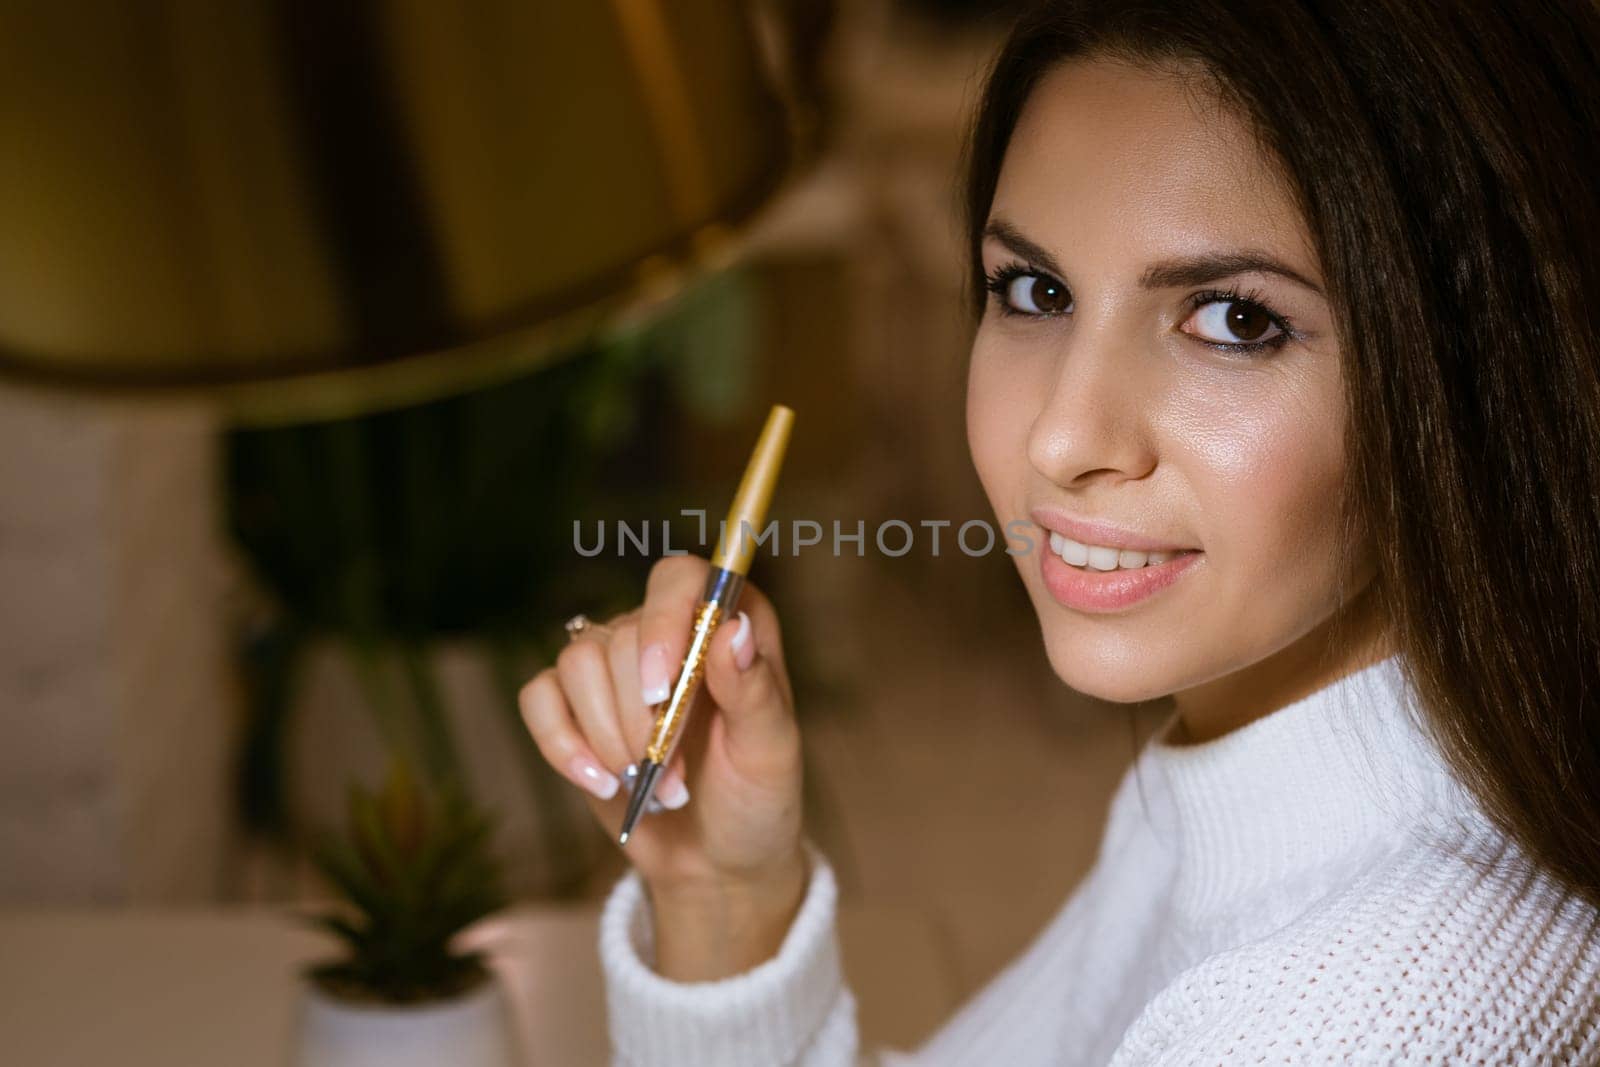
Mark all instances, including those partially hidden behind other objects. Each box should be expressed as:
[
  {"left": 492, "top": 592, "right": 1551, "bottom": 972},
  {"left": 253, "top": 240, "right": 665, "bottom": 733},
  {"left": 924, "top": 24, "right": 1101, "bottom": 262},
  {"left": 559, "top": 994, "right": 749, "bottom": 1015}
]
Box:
[
  {"left": 1039, "top": 543, "right": 1202, "bottom": 613},
  {"left": 1030, "top": 506, "right": 1196, "bottom": 554}
]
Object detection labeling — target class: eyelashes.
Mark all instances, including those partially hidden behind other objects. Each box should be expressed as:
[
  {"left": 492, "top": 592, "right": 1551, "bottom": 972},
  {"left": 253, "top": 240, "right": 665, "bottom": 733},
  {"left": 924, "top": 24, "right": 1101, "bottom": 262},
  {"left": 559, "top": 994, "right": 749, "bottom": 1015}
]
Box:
[
  {"left": 985, "top": 262, "right": 1072, "bottom": 317},
  {"left": 1183, "top": 284, "right": 1296, "bottom": 353},
  {"left": 984, "top": 263, "right": 1069, "bottom": 318},
  {"left": 981, "top": 260, "right": 1299, "bottom": 356}
]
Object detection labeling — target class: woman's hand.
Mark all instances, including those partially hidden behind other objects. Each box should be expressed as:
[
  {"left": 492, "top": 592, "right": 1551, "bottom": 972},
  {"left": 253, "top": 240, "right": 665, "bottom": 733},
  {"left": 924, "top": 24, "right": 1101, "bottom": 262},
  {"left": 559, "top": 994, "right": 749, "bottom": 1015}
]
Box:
[{"left": 519, "top": 553, "right": 808, "bottom": 979}]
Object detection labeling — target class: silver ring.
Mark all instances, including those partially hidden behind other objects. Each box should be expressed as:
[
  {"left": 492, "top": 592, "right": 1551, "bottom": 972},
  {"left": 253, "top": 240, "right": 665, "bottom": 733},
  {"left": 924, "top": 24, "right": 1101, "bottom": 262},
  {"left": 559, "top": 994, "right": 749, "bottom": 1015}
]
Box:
[{"left": 564, "top": 613, "right": 613, "bottom": 642}]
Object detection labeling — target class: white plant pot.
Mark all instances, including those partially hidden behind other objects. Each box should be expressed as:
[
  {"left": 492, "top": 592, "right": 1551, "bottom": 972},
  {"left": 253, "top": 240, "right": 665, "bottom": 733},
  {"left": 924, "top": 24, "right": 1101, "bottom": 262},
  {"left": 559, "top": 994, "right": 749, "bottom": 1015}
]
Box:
[{"left": 295, "top": 972, "right": 518, "bottom": 1067}]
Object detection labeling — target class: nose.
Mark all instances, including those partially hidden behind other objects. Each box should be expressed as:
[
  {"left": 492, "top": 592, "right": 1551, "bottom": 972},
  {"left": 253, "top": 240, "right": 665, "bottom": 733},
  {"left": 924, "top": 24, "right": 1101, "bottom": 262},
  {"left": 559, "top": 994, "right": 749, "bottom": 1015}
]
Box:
[{"left": 1025, "top": 323, "right": 1158, "bottom": 489}]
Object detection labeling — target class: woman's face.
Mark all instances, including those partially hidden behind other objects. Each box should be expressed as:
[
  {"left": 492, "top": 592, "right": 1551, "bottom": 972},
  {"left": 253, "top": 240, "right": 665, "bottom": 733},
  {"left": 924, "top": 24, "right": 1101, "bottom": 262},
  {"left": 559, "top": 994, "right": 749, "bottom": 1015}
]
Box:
[{"left": 968, "top": 56, "right": 1376, "bottom": 712}]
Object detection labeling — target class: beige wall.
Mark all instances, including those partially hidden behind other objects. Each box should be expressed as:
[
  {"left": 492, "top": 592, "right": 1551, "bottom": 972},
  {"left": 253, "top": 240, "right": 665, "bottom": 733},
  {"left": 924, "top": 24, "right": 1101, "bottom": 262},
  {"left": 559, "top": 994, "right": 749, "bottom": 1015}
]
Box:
[{"left": 0, "top": 385, "right": 232, "bottom": 903}]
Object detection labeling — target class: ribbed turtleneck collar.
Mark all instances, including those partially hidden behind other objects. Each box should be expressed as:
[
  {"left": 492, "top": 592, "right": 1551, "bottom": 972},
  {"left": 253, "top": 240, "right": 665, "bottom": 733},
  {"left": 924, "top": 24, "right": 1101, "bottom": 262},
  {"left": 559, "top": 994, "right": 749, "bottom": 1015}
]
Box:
[{"left": 1139, "top": 653, "right": 1480, "bottom": 923}]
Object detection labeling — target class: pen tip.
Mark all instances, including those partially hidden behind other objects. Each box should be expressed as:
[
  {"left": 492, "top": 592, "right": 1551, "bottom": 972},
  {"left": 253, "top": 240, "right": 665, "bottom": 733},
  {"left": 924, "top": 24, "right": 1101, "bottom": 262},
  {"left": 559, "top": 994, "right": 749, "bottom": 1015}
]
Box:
[{"left": 618, "top": 830, "right": 630, "bottom": 845}]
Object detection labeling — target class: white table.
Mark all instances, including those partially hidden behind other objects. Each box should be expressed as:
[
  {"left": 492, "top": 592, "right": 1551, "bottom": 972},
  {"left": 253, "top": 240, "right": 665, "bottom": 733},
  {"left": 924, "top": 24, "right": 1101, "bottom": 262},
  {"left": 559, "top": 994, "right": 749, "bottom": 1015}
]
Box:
[{"left": 0, "top": 904, "right": 958, "bottom": 1066}]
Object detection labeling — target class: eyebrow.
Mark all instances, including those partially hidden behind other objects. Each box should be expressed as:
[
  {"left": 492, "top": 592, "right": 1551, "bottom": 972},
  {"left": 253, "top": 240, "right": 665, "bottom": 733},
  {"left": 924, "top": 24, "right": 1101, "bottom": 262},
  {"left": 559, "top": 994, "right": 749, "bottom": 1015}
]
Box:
[{"left": 981, "top": 217, "right": 1324, "bottom": 296}]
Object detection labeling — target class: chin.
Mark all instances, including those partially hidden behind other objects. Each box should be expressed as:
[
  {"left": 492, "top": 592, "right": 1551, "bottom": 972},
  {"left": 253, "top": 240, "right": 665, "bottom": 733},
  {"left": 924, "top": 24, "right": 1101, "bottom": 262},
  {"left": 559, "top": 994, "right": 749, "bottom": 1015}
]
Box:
[
  {"left": 1036, "top": 620, "right": 1178, "bottom": 706},
  {"left": 1013, "top": 566, "right": 1164, "bottom": 702}
]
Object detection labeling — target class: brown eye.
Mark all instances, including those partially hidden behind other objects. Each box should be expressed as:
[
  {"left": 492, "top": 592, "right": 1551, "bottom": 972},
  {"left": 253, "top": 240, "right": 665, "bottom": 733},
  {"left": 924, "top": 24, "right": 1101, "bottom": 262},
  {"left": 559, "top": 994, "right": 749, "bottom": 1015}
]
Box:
[
  {"left": 1182, "top": 297, "right": 1285, "bottom": 348},
  {"left": 1223, "top": 302, "right": 1269, "bottom": 341},
  {"left": 1006, "top": 273, "right": 1072, "bottom": 315}
]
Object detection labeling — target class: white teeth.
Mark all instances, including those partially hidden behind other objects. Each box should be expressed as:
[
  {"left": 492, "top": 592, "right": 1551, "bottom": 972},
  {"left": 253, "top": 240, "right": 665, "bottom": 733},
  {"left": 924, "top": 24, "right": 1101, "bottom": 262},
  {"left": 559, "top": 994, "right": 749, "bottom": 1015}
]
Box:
[
  {"left": 1050, "top": 533, "right": 1185, "bottom": 571},
  {"left": 1086, "top": 545, "right": 1121, "bottom": 571}
]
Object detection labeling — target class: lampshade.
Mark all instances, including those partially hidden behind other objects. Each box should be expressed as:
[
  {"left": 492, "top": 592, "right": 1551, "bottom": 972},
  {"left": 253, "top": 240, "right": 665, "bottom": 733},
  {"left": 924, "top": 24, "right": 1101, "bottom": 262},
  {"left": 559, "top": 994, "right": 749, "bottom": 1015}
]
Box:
[{"left": 0, "top": 0, "right": 807, "bottom": 422}]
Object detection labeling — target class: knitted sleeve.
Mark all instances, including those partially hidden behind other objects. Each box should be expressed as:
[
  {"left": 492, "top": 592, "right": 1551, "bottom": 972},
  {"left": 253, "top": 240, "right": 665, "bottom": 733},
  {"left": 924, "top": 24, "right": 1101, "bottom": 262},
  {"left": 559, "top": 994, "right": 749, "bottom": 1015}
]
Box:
[
  {"left": 599, "top": 843, "right": 864, "bottom": 1067},
  {"left": 599, "top": 760, "right": 1158, "bottom": 1067},
  {"left": 598, "top": 832, "right": 1145, "bottom": 1067}
]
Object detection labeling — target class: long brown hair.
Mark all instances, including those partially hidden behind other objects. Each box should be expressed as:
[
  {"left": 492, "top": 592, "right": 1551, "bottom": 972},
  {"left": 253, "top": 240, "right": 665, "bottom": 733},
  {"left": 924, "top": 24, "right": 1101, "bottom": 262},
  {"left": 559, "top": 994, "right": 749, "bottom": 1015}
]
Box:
[{"left": 960, "top": 0, "right": 1600, "bottom": 906}]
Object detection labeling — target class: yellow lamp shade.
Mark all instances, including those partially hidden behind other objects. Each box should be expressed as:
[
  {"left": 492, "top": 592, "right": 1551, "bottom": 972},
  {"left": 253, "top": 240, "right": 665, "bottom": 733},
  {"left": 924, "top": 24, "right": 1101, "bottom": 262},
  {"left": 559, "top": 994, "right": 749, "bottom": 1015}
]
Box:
[{"left": 0, "top": 0, "right": 804, "bottom": 421}]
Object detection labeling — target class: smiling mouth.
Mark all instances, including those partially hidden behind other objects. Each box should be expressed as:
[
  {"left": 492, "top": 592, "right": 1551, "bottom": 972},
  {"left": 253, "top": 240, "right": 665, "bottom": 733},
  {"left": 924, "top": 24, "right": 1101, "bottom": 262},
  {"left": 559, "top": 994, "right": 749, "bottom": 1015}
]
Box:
[{"left": 1046, "top": 530, "right": 1202, "bottom": 572}]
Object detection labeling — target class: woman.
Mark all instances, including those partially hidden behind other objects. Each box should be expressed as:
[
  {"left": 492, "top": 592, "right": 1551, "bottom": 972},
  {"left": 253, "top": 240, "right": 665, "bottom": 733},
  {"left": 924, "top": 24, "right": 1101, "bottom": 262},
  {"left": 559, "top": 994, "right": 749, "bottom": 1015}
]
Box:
[{"left": 520, "top": 0, "right": 1600, "bottom": 1062}]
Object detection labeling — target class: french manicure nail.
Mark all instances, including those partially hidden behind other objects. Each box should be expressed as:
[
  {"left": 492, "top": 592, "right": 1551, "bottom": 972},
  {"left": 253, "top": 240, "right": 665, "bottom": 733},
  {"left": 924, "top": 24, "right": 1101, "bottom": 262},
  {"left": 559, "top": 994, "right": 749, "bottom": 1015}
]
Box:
[
  {"left": 640, "top": 643, "right": 673, "bottom": 705},
  {"left": 570, "top": 755, "right": 620, "bottom": 800},
  {"left": 656, "top": 773, "right": 690, "bottom": 810},
  {"left": 730, "top": 611, "right": 754, "bottom": 672}
]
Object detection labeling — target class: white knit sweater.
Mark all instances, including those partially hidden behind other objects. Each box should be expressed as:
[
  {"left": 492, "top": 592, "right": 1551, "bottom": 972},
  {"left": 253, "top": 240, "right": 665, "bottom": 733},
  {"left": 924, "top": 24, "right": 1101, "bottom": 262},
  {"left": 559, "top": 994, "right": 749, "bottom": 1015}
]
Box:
[{"left": 598, "top": 655, "right": 1600, "bottom": 1064}]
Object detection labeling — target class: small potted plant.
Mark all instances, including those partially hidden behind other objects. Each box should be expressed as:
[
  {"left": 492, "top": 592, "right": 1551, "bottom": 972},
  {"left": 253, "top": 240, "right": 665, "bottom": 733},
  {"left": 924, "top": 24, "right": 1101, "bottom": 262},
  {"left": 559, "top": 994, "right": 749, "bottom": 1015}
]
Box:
[{"left": 295, "top": 758, "right": 518, "bottom": 1067}]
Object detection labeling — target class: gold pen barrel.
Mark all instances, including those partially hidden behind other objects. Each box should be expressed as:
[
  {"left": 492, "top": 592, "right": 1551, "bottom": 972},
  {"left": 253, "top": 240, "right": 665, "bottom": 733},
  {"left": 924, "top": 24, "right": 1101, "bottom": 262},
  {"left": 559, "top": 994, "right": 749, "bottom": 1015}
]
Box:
[
  {"left": 643, "top": 568, "right": 742, "bottom": 763},
  {"left": 643, "top": 403, "right": 792, "bottom": 763},
  {"left": 711, "top": 405, "right": 794, "bottom": 576},
  {"left": 621, "top": 405, "right": 791, "bottom": 841}
]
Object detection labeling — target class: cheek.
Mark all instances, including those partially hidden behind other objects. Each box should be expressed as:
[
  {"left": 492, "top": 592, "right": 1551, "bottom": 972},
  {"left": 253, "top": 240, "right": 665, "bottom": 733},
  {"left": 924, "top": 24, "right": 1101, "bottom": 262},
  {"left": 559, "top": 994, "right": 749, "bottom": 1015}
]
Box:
[
  {"left": 1169, "top": 368, "right": 1348, "bottom": 593},
  {"left": 966, "top": 331, "right": 1051, "bottom": 509}
]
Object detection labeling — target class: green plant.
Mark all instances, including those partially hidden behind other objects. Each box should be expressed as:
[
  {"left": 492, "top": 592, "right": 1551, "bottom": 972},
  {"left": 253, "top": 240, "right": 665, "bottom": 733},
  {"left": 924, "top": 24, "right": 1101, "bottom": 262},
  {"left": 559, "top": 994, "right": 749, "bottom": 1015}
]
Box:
[
  {"left": 305, "top": 758, "right": 508, "bottom": 1004},
  {"left": 220, "top": 268, "right": 852, "bottom": 900},
  {"left": 226, "top": 272, "right": 761, "bottom": 898}
]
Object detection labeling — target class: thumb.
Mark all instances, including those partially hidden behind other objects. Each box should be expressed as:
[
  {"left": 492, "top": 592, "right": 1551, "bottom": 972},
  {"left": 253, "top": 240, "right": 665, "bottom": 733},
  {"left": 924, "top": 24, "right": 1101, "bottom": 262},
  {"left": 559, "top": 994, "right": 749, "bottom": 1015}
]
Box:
[{"left": 703, "top": 609, "right": 796, "bottom": 758}]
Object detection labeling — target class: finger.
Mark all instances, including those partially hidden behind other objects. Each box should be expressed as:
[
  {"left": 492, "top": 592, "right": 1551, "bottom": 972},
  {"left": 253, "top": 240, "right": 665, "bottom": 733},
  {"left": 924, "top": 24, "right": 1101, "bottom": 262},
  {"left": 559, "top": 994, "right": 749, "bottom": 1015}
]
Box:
[
  {"left": 519, "top": 668, "right": 622, "bottom": 801},
  {"left": 607, "top": 622, "right": 695, "bottom": 810},
  {"left": 619, "top": 750, "right": 690, "bottom": 814},
  {"left": 636, "top": 554, "right": 710, "bottom": 707},
  {"left": 723, "top": 580, "right": 790, "bottom": 681},
  {"left": 653, "top": 750, "right": 692, "bottom": 810},
  {"left": 702, "top": 603, "right": 799, "bottom": 765},
  {"left": 606, "top": 621, "right": 652, "bottom": 755},
  {"left": 555, "top": 638, "right": 633, "bottom": 775}
]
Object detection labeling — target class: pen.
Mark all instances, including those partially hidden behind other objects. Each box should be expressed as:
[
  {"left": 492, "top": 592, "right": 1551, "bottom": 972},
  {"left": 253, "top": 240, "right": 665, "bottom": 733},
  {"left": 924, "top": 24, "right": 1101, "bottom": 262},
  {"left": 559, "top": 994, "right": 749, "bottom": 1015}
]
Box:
[{"left": 617, "top": 403, "right": 794, "bottom": 845}]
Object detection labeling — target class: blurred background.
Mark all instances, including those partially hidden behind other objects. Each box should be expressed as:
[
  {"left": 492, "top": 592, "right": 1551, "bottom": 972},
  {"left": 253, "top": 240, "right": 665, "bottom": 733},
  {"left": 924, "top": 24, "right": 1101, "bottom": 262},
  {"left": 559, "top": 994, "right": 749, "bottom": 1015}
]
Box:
[{"left": 0, "top": 0, "right": 1166, "bottom": 1058}]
